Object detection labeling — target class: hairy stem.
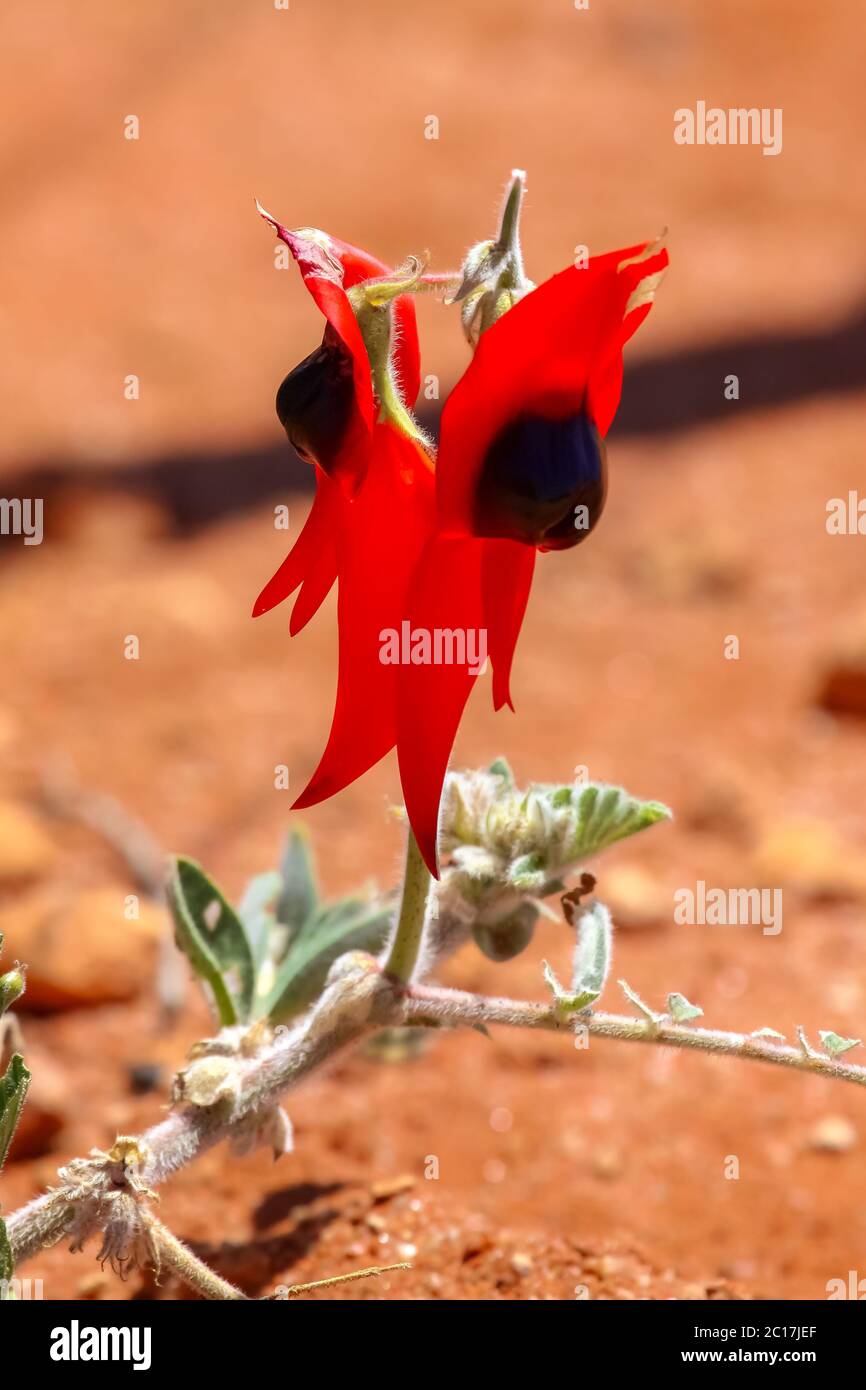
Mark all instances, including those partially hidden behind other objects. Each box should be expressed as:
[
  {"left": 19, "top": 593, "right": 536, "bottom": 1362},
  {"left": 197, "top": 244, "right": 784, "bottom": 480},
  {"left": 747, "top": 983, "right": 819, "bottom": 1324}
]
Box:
[
  {"left": 8, "top": 945, "right": 866, "bottom": 1284},
  {"left": 6, "top": 961, "right": 384, "bottom": 1269},
  {"left": 383, "top": 830, "right": 431, "bottom": 984},
  {"left": 282, "top": 1262, "right": 412, "bottom": 1299},
  {"left": 405, "top": 984, "right": 866, "bottom": 1088},
  {"left": 143, "top": 1211, "right": 247, "bottom": 1300}
]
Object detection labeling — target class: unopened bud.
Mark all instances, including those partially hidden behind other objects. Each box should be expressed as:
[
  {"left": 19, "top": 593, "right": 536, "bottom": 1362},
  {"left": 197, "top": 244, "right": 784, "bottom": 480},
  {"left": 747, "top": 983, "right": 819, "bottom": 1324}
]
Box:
[{"left": 0, "top": 966, "right": 25, "bottom": 1013}]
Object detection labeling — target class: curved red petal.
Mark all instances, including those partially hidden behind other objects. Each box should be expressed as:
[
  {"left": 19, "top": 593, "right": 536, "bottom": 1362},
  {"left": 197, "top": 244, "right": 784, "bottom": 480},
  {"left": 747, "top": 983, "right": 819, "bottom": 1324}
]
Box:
[
  {"left": 294, "top": 426, "right": 435, "bottom": 809},
  {"left": 252, "top": 470, "right": 342, "bottom": 620},
  {"left": 481, "top": 539, "right": 536, "bottom": 712},
  {"left": 396, "top": 537, "right": 486, "bottom": 877},
  {"left": 438, "top": 243, "right": 668, "bottom": 535},
  {"left": 258, "top": 212, "right": 421, "bottom": 420}
]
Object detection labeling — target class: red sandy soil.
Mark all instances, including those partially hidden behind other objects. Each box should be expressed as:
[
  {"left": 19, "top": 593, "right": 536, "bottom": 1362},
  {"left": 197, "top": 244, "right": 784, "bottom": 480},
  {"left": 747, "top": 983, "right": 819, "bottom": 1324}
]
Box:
[
  {"left": 2, "top": 0, "right": 866, "bottom": 1302},
  {"left": 3, "top": 394, "right": 866, "bottom": 1300}
]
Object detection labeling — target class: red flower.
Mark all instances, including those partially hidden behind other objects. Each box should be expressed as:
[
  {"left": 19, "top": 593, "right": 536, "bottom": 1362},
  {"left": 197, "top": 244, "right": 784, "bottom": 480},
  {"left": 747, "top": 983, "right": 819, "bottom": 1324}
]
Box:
[
  {"left": 252, "top": 211, "right": 422, "bottom": 634},
  {"left": 253, "top": 181, "right": 667, "bottom": 879},
  {"left": 397, "top": 241, "right": 669, "bottom": 873},
  {"left": 253, "top": 211, "right": 435, "bottom": 797}
]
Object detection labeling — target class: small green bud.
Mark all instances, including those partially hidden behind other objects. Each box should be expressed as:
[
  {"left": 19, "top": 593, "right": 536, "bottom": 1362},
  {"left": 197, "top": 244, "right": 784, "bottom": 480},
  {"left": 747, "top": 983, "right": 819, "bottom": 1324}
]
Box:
[
  {"left": 0, "top": 967, "right": 25, "bottom": 1014},
  {"left": 473, "top": 901, "right": 538, "bottom": 962}
]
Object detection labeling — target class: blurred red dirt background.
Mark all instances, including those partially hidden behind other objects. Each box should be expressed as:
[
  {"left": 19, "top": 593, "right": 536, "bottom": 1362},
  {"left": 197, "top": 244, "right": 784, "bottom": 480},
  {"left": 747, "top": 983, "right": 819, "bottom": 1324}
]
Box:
[{"left": 1, "top": 0, "right": 866, "bottom": 1299}]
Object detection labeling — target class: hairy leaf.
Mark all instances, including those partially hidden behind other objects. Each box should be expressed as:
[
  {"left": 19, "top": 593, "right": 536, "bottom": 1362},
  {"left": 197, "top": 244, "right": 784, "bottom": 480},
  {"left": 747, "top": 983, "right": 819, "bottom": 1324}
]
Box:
[
  {"left": 668, "top": 992, "right": 703, "bottom": 1023},
  {"left": 167, "top": 857, "right": 255, "bottom": 1026},
  {"left": 542, "top": 957, "right": 597, "bottom": 1014},
  {"left": 0, "top": 1217, "right": 12, "bottom": 1292},
  {"left": 568, "top": 783, "right": 671, "bottom": 859},
  {"left": 238, "top": 870, "right": 284, "bottom": 969},
  {"left": 572, "top": 902, "right": 612, "bottom": 1003},
  {"left": 819, "top": 1030, "right": 861, "bottom": 1057},
  {"left": 487, "top": 757, "right": 515, "bottom": 787},
  {"left": 277, "top": 828, "right": 320, "bottom": 944},
  {"left": 0, "top": 1053, "right": 31, "bottom": 1174},
  {"left": 259, "top": 899, "right": 393, "bottom": 1024}
]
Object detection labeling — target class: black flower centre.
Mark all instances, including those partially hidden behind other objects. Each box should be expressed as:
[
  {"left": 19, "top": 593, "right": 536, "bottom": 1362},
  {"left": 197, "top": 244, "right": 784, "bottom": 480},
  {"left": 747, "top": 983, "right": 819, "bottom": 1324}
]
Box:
[
  {"left": 275, "top": 337, "right": 355, "bottom": 474},
  {"left": 473, "top": 412, "right": 608, "bottom": 550}
]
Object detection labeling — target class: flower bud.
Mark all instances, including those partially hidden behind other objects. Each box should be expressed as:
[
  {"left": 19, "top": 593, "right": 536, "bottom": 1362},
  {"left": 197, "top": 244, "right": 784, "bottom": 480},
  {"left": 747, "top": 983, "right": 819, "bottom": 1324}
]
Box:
[
  {"left": 472, "top": 901, "right": 538, "bottom": 962},
  {"left": 0, "top": 965, "right": 25, "bottom": 1013}
]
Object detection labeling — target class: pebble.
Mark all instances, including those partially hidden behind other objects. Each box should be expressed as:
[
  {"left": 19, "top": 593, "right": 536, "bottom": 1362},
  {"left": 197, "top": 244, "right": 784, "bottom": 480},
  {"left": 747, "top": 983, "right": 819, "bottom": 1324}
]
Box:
[{"left": 807, "top": 1115, "right": 857, "bottom": 1153}]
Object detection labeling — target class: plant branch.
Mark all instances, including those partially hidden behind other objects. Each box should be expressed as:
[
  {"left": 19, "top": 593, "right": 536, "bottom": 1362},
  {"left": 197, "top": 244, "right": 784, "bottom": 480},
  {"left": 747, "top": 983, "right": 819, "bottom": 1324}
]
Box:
[
  {"left": 405, "top": 983, "right": 866, "bottom": 1089},
  {"left": 8, "top": 945, "right": 866, "bottom": 1289}
]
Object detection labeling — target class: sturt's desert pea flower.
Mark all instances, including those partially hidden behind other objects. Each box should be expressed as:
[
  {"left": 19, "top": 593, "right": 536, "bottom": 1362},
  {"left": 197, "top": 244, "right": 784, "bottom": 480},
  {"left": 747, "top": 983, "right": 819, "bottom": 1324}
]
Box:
[
  {"left": 253, "top": 174, "right": 668, "bottom": 876},
  {"left": 397, "top": 175, "right": 668, "bottom": 873},
  {"left": 252, "top": 208, "right": 435, "bottom": 801}
]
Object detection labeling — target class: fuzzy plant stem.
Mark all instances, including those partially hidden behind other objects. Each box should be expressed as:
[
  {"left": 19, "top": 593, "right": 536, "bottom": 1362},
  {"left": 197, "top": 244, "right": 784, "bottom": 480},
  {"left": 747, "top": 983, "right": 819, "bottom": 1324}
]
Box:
[
  {"left": 6, "top": 957, "right": 391, "bottom": 1270},
  {"left": 404, "top": 984, "right": 866, "bottom": 1089},
  {"left": 383, "top": 829, "right": 432, "bottom": 984},
  {"left": 9, "top": 958, "right": 866, "bottom": 1280}
]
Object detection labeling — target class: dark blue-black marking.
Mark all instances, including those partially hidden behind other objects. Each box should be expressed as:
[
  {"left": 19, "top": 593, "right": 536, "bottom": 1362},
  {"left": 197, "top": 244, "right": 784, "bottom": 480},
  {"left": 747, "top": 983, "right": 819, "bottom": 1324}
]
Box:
[
  {"left": 276, "top": 336, "right": 355, "bottom": 475},
  {"left": 473, "top": 412, "right": 608, "bottom": 550}
]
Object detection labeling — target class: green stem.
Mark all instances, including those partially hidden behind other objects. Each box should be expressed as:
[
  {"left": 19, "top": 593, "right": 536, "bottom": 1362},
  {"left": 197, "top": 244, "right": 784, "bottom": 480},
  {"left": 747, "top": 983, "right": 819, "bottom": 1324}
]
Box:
[{"left": 383, "top": 830, "right": 431, "bottom": 984}]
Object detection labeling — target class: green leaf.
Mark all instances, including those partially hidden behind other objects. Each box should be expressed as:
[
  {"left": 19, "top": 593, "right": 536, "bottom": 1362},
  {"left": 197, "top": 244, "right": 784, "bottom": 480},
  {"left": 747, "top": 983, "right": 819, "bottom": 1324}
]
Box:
[
  {"left": 507, "top": 852, "right": 547, "bottom": 892},
  {"left": 568, "top": 784, "right": 671, "bottom": 860},
  {"left": 0, "top": 1053, "right": 31, "bottom": 1174},
  {"left": 258, "top": 898, "right": 393, "bottom": 1024},
  {"left": 542, "top": 958, "right": 598, "bottom": 1014},
  {"left": 488, "top": 757, "right": 514, "bottom": 787},
  {"left": 276, "top": 829, "right": 320, "bottom": 944},
  {"left": 667, "top": 992, "right": 703, "bottom": 1023},
  {"left": 238, "top": 870, "right": 284, "bottom": 970},
  {"left": 572, "top": 902, "right": 612, "bottom": 1003},
  {"left": 750, "top": 1027, "right": 786, "bottom": 1042},
  {"left": 167, "top": 857, "right": 255, "bottom": 1026},
  {"left": 819, "top": 1030, "right": 861, "bottom": 1057},
  {"left": 0, "top": 1217, "right": 13, "bottom": 1291}
]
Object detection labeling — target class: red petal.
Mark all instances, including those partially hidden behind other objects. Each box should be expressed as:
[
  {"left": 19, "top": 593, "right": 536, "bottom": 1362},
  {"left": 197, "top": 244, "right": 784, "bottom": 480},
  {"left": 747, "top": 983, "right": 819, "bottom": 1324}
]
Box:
[
  {"left": 481, "top": 539, "right": 536, "bottom": 712},
  {"left": 258, "top": 210, "right": 421, "bottom": 418},
  {"left": 252, "top": 469, "right": 344, "bottom": 628},
  {"left": 437, "top": 243, "right": 669, "bottom": 535},
  {"left": 294, "top": 426, "right": 435, "bottom": 809},
  {"left": 396, "top": 537, "right": 485, "bottom": 876}
]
